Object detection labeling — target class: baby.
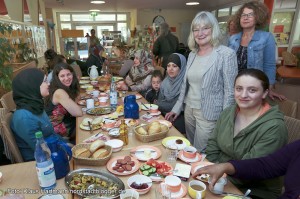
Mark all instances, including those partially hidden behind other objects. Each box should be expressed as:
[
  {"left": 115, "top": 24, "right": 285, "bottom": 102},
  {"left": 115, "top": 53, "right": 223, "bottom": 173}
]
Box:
[{"left": 144, "top": 70, "right": 163, "bottom": 104}]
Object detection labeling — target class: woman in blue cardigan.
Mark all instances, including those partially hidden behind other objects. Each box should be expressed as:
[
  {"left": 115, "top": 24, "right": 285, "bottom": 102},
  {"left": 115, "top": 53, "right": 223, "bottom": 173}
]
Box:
[{"left": 228, "top": 1, "right": 286, "bottom": 101}]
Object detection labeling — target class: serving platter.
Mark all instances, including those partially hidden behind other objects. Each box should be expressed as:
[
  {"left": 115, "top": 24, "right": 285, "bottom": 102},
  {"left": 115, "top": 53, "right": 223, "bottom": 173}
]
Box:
[
  {"left": 65, "top": 168, "right": 125, "bottom": 198},
  {"left": 86, "top": 107, "right": 114, "bottom": 115}
]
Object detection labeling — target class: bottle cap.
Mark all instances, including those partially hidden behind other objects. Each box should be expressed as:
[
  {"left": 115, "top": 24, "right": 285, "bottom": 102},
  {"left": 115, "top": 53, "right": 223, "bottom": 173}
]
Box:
[{"left": 35, "top": 131, "right": 43, "bottom": 138}]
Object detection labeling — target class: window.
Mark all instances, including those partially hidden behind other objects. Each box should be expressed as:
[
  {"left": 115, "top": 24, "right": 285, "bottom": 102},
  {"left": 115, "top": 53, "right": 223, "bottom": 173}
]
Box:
[
  {"left": 61, "top": 23, "right": 72, "bottom": 30},
  {"left": 218, "top": 8, "right": 230, "bottom": 17},
  {"left": 271, "top": 12, "right": 294, "bottom": 45},
  {"left": 232, "top": 5, "right": 241, "bottom": 14},
  {"left": 72, "top": 14, "right": 92, "bottom": 21},
  {"left": 117, "top": 14, "right": 127, "bottom": 21},
  {"left": 95, "top": 14, "right": 116, "bottom": 21},
  {"left": 275, "top": 0, "right": 297, "bottom": 9},
  {"left": 60, "top": 14, "right": 70, "bottom": 21}
]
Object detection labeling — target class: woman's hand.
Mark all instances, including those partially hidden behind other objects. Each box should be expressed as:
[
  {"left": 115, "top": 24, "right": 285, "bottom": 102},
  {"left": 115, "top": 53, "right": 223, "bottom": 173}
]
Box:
[
  {"left": 165, "top": 111, "right": 178, "bottom": 122},
  {"left": 192, "top": 163, "right": 235, "bottom": 191},
  {"left": 268, "top": 89, "right": 287, "bottom": 101}
]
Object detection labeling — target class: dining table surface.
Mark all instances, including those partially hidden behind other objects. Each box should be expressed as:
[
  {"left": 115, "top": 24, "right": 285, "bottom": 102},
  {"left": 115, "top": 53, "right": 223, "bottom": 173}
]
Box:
[{"left": 0, "top": 80, "right": 245, "bottom": 199}]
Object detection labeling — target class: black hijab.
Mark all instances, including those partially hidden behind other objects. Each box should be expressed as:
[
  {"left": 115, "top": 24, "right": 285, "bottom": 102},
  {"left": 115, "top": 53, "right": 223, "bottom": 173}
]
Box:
[{"left": 13, "top": 68, "right": 45, "bottom": 115}]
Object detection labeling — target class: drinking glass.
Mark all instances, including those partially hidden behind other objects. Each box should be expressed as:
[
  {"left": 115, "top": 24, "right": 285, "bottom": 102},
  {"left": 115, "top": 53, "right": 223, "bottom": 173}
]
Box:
[
  {"left": 166, "top": 144, "right": 178, "bottom": 164},
  {"left": 155, "top": 183, "right": 171, "bottom": 199}
]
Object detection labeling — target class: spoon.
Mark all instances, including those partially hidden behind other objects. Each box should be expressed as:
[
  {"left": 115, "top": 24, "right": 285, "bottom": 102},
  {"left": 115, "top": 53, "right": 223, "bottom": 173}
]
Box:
[
  {"left": 242, "top": 189, "right": 251, "bottom": 199},
  {"left": 210, "top": 189, "right": 251, "bottom": 198}
]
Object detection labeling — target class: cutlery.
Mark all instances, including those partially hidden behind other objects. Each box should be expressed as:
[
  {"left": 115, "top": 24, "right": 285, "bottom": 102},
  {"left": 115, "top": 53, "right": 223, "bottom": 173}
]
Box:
[
  {"left": 211, "top": 189, "right": 251, "bottom": 198},
  {"left": 88, "top": 121, "right": 93, "bottom": 134},
  {"left": 130, "top": 150, "right": 156, "bottom": 154},
  {"left": 141, "top": 102, "right": 149, "bottom": 110},
  {"left": 242, "top": 189, "right": 251, "bottom": 199}
]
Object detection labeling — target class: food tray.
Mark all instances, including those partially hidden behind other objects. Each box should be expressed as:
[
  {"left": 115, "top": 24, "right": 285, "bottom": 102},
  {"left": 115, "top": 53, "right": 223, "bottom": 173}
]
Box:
[
  {"left": 134, "top": 123, "right": 169, "bottom": 143},
  {"left": 72, "top": 144, "right": 112, "bottom": 166},
  {"left": 65, "top": 168, "right": 125, "bottom": 198},
  {"left": 86, "top": 107, "right": 114, "bottom": 115}
]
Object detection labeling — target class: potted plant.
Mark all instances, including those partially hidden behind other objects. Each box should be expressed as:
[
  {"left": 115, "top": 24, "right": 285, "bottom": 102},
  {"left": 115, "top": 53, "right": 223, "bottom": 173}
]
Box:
[{"left": 0, "top": 22, "right": 15, "bottom": 91}]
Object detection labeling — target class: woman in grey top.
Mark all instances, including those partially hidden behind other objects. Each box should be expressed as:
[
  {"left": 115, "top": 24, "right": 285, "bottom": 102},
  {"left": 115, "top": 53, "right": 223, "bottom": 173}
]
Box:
[{"left": 165, "top": 11, "right": 238, "bottom": 152}]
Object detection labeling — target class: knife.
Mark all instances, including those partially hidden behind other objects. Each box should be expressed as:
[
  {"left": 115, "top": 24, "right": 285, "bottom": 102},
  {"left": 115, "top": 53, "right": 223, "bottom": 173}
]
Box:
[
  {"left": 141, "top": 102, "right": 149, "bottom": 110},
  {"left": 88, "top": 121, "right": 93, "bottom": 134},
  {"left": 130, "top": 150, "right": 156, "bottom": 154}
]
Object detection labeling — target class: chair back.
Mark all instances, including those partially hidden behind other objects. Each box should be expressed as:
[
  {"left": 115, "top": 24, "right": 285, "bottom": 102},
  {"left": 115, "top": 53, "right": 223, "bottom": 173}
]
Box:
[
  {"left": 275, "top": 99, "right": 297, "bottom": 118},
  {"left": 282, "top": 51, "right": 297, "bottom": 66},
  {"left": 284, "top": 116, "right": 300, "bottom": 143},
  {"left": 0, "top": 91, "right": 16, "bottom": 113},
  {"left": 73, "top": 65, "right": 82, "bottom": 79},
  {"left": 0, "top": 112, "right": 24, "bottom": 163}
]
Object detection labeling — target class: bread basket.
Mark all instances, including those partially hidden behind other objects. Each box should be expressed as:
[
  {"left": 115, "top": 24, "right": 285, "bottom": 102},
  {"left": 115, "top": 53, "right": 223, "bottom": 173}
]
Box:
[
  {"left": 72, "top": 144, "right": 112, "bottom": 166},
  {"left": 134, "top": 122, "right": 169, "bottom": 143}
]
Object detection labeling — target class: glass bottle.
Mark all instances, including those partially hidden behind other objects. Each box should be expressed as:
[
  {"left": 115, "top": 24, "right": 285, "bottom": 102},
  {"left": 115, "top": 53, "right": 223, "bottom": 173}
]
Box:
[
  {"left": 34, "top": 131, "right": 56, "bottom": 190},
  {"left": 119, "top": 119, "right": 128, "bottom": 145},
  {"left": 110, "top": 77, "right": 118, "bottom": 108}
]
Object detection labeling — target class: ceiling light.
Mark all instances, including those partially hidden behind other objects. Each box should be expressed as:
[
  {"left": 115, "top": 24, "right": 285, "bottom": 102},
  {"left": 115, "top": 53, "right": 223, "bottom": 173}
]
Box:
[
  {"left": 89, "top": 9, "right": 100, "bottom": 12},
  {"left": 91, "top": 0, "right": 105, "bottom": 3},
  {"left": 186, "top": 2, "right": 200, "bottom": 5}
]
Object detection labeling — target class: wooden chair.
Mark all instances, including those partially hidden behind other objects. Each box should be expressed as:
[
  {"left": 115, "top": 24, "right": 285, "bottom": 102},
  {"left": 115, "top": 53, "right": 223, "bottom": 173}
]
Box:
[
  {"left": 73, "top": 64, "right": 82, "bottom": 79},
  {"left": 274, "top": 99, "right": 297, "bottom": 118},
  {"left": 282, "top": 51, "right": 298, "bottom": 66},
  {"left": 0, "top": 91, "right": 16, "bottom": 113},
  {"left": 284, "top": 116, "right": 300, "bottom": 143},
  {"left": 0, "top": 112, "right": 24, "bottom": 163}
]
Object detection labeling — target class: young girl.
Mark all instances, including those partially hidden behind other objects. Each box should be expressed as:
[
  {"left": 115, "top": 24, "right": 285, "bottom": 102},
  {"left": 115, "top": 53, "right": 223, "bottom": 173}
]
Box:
[{"left": 144, "top": 70, "right": 163, "bottom": 103}]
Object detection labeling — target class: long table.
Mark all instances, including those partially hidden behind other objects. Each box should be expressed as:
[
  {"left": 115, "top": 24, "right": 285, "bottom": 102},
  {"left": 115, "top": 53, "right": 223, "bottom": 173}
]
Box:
[{"left": 73, "top": 91, "right": 244, "bottom": 198}]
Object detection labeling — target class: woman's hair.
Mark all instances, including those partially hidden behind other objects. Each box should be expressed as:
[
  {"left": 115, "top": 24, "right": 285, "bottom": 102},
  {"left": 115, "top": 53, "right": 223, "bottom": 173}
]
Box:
[
  {"left": 44, "top": 49, "right": 58, "bottom": 73},
  {"left": 188, "top": 11, "right": 222, "bottom": 51},
  {"left": 234, "top": 69, "right": 269, "bottom": 91},
  {"left": 159, "top": 22, "right": 170, "bottom": 37},
  {"left": 47, "top": 54, "right": 66, "bottom": 72},
  {"left": 151, "top": 70, "right": 163, "bottom": 81},
  {"left": 46, "top": 62, "right": 79, "bottom": 105},
  {"left": 233, "top": 1, "right": 269, "bottom": 32}
]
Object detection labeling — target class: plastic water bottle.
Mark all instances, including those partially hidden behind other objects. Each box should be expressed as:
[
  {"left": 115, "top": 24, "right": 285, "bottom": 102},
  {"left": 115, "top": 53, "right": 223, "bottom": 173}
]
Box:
[
  {"left": 110, "top": 77, "right": 118, "bottom": 108},
  {"left": 34, "top": 131, "right": 56, "bottom": 190}
]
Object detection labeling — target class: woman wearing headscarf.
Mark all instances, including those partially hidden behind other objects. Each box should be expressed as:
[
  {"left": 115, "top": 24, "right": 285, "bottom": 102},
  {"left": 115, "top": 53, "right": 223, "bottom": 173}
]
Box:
[
  {"left": 157, "top": 53, "right": 187, "bottom": 133},
  {"left": 119, "top": 49, "right": 154, "bottom": 93},
  {"left": 10, "top": 68, "right": 54, "bottom": 161},
  {"left": 84, "top": 44, "right": 105, "bottom": 76}
]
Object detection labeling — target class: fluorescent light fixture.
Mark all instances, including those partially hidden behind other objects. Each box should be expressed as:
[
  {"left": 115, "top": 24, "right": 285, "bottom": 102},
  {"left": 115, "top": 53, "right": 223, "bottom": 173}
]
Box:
[
  {"left": 186, "top": 2, "right": 200, "bottom": 5},
  {"left": 89, "top": 9, "right": 100, "bottom": 12},
  {"left": 91, "top": 1, "right": 105, "bottom": 4}
]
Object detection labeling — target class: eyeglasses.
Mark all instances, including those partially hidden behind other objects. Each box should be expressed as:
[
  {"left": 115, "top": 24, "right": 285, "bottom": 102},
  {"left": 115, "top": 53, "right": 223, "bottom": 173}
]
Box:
[
  {"left": 241, "top": 12, "right": 254, "bottom": 19},
  {"left": 192, "top": 26, "right": 211, "bottom": 34}
]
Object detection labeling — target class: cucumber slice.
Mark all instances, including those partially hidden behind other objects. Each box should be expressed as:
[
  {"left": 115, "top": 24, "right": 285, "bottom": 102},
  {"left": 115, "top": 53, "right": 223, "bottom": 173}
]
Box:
[
  {"left": 144, "top": 165, "right": 151, "bottom": 170},
  {"left": 142, "top": 170, "right": 150, "bottom": 176},
  {"left": 140, "top": 165, "right": 146, "bottom": 171}
]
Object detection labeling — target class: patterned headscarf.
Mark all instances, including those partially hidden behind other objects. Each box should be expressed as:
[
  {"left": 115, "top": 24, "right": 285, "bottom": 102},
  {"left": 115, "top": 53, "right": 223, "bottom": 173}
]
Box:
[{"left": 129, "top": 49, "right": 154, "bottom": 82}]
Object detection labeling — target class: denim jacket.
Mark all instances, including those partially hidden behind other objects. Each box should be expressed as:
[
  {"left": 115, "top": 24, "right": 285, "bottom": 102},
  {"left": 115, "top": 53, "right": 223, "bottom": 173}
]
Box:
[{"left": 229, "top": 30, "right": 276, "bottom": 84}]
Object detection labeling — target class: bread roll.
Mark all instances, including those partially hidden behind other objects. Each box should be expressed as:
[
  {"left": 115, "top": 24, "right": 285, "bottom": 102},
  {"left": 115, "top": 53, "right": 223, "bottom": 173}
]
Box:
[
  {"left": 160, "top": 124, "right": 168, "bottom": 132},
  {"left": 92, "top": 148, "right": 109, "bottom": 158},
  {"left": 137, "top": 127, "right": 148, "bottom": 135},
  {"left": 89, "top": 140, "right": 105, "bottom": 153},
  {"left": 148, "top": 122, "right": 161, "bottom": 134},
  {"left": 74, "top": 148, "right": 91, "bottom": 158}
]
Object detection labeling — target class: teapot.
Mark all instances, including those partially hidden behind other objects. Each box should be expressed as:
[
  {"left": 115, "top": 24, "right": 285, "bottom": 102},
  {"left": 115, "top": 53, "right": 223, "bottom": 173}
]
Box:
[
  {"left": 45, "top": 135, "right": 72, "bottom": 179},
  {"left": 88, "top": 65, "right": 99, "bottom": 80},
  {"left": 124, "top": 95, "right": 139, "bottom": 119}
]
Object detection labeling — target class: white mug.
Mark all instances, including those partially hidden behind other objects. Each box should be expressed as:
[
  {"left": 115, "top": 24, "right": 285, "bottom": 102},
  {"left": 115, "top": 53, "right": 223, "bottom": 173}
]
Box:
[
  {"left": 86, "top": 99, "right": 94, "bottom": 109},
  {"left": 92, "top": 90, "right": 100, "bottom": 97}
]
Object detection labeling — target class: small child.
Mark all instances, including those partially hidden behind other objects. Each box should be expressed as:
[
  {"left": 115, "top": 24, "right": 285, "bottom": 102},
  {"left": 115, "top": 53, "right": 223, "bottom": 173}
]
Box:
[{"left": 144, "top": 70, "right": 163, "bottom": 104}]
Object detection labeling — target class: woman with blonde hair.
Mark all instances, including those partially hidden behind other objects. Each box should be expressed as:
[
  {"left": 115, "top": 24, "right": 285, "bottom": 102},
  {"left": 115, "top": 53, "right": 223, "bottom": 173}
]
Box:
[{"left": 166, "top": 11, "right": 238, "bottom": 152}]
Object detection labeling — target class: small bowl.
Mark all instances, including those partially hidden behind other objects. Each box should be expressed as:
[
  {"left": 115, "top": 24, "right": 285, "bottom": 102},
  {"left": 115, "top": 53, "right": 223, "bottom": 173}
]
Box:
[
  {"left": 183, "top": 146, "right": 197, "bottom": 159},
  {"left": 128, "top": 175, "right": 152, "bottom": 195},
  {"left": 90, "top": 80, "right": 98, "bottom": 85},
  {"left": 120, "top": 189, "right": 139, "bottom": 199},
  {"left": 105, "top": 139, "right": 124, "bottom": 152},
  {"left": 103, "top": 120, "right": 117, "bottom": 129},
  {"left": 108, "top": 128, "right": 120, "bottom": 137}
]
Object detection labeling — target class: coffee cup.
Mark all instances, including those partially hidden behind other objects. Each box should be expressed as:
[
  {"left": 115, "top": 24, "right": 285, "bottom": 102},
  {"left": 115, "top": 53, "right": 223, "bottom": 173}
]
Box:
[
  {"left": 183, "top": 146, "right": 197, "bottom": 159},
  {"left": 86, "top": 99, "right": 94, "bottom": 109},
  {"left": 188, "top": 180, "right": 206, "bottom": 199},
  {"left": 92, "top": 90, "right": 100, "bottom": 97},
  {"left": 164, "top": 175, "right": 181, "bottom": 193},
  {"left": 99, "top": 97, "right": 108, "bottom": 106},
  {"left": 208, "top": 177, "right": 227, "bottom": 193},
  {"left": 149, "top": 104, "right": 159, "bottom": 113},
  {"left": 120, "top": 189, "right": 139, "bottom": 199}
]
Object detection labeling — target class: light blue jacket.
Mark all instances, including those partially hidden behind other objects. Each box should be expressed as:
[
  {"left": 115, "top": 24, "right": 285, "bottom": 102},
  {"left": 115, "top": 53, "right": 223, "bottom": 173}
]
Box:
[
  {"left": 11, "top": 109, "right": 54, "bottom": 161},
  {"left": 172, "top": 45, "right": 238, "bottom": 121},
  {"left": 229, "top": 30, "right": 276, "bottom": 84}
]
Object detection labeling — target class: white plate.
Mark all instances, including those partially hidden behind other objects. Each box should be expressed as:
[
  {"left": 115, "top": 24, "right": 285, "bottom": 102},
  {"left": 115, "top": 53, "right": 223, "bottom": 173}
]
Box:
[
  {"left": 131, "top": 146, "right": 161, "bottom": 161},
  {"left": 166, "top": 139, "right": 187, "bottom": 150},
  {"left": 79, "top": 80, "right": 90, "bottom": 84},
  {"left": 80, "top": 76, "right": 90, "bottom": 80},
  {"left": 150, "top": 111, "right": 161, "bottom": 116}
]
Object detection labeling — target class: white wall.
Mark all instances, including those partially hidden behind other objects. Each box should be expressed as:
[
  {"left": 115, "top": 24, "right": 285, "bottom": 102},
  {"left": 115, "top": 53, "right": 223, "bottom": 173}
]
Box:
[{"left": 137, "top": 9, "right": 199, "bottom": 44}]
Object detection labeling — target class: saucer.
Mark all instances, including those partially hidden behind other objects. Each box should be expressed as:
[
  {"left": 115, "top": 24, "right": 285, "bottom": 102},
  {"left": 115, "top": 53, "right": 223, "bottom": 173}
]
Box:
[
  {"left": 178, "top": 151, "right": 202, "bottom": 163},
  {"left": 150, "top": 111, "right": 161, "bottom": 116}
]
